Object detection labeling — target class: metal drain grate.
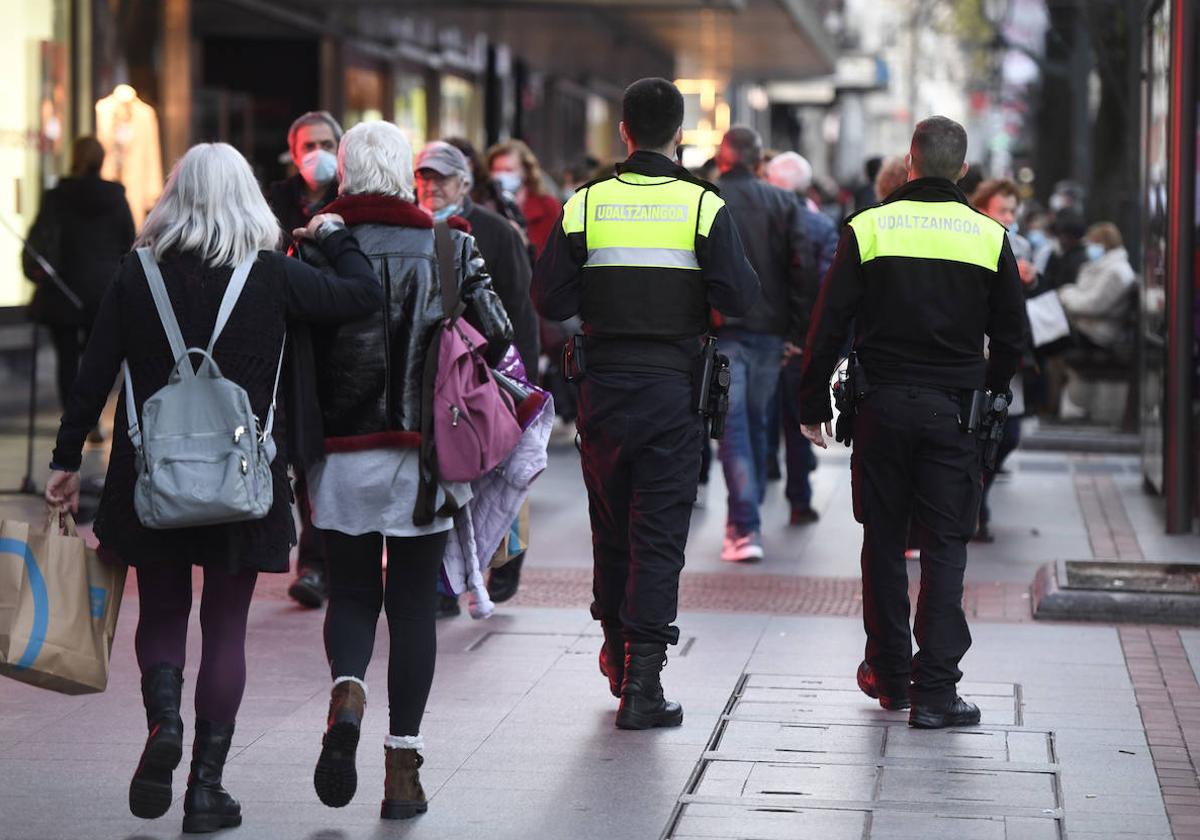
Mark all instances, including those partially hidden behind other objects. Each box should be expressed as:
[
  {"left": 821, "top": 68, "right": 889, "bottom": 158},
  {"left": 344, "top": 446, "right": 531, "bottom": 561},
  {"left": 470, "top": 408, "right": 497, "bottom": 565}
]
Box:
[{"left": 661, "top": 673, "right": 1063, "bottom": 840}]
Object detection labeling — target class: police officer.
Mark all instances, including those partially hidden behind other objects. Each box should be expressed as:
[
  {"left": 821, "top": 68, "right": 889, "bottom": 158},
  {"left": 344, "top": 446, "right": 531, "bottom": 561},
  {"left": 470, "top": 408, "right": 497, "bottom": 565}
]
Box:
[
  {"left": 533, "top": 78, "right": 759, "bottom": 730},
  {"left": 797, "top": 117, "right": 1025, "bottom": 729}
]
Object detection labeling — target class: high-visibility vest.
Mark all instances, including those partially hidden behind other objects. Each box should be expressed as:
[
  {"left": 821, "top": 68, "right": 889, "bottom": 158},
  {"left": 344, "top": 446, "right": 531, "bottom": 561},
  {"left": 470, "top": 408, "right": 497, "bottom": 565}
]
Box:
[
  {"left": 562, "top": 172, "right": 723, "bottom": 338},
  {"left": 848, "top": 199, "right": 1007, "bottom": 269}
]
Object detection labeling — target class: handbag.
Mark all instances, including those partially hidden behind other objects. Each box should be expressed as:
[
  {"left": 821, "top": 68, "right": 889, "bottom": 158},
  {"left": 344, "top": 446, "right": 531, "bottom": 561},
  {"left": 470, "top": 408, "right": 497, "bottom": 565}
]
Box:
[
  {"left": 414, "top": 224, "right": 522, "bottom": 524},
  {"left": 1026, "top": 290, "right": 1072, "bottom": 348},
  {"left": 0, "top": 512, "right": 126, "bottom": 695}
]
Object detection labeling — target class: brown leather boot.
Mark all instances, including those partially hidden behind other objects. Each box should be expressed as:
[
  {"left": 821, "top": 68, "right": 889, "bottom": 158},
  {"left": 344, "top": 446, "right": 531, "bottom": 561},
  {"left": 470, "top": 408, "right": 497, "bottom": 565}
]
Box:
[
  {"left": 314, "top": 680, "right": 366, "bottom": 808},
  {"left": 381, "top": 747, "right": 427, "bottom": 820}
]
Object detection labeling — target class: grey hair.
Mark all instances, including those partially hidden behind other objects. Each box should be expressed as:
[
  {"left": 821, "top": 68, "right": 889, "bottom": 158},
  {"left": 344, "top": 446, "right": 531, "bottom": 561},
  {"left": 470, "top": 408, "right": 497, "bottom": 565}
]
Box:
[
  {"left": 337, "top": 121, "right": 415, "bottom": 201},
  {"left": 287, "top": 110, "right": 344, "bottom": 155},
  {"left": 136, "top": 143, "right": 280, "bottom": 267},
  {"left": 766, "top": 152, "right": 813, "bottom": 193},
  {"left": 910, "top": 116, "right": 968, "bottom": 181}
]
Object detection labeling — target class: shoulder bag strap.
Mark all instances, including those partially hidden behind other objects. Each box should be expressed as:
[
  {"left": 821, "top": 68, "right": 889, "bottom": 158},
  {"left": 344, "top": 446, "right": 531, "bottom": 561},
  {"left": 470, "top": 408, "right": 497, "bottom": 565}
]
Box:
[
  {"left": 207, "top": 253, "right": 258, "bottom": 354},
  {"left": 260, "top": 330, "right": 287, "bottom": 440},
  {"left": 434, "top": 222, "right": 465, "bottom": 322}
]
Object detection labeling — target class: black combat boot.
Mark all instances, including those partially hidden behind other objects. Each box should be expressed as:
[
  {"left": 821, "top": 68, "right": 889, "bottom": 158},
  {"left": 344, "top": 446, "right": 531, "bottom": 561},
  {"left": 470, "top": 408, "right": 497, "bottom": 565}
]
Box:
[
  {"left": 909, "top": 696, "right": 982, "bottom": 729},
  {"left": 615, "top": 642, "right": 684, "bottom": 730},
  {"left": 182, "top": 720, "right": 242, "bottom": 833},
  {"left": 129, "top": 664, "right": 184, "bottom": 819},
  {"left": 856, "top": 661, "right": 911, "bottom": 711},
  {"left": 598, "top": 624, "right": 625, "bottom": 698}
]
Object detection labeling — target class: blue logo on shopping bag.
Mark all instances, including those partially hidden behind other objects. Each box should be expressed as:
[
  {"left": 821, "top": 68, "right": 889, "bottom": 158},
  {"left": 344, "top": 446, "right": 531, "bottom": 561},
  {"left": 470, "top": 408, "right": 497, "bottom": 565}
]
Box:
[
  {"left": 0, "top": 537, "right": 48, "bottom": 670},
  {"left": 89, "top": 586, "right": 107, "bottom": 619}
]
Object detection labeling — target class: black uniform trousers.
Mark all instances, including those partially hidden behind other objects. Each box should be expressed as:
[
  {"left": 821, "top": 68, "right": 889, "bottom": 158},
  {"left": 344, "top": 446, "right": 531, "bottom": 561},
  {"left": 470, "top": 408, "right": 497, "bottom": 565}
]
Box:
[
  {"left": 577, "top": 367, "right": 704, "bottom": 646},
  {"left": 850, "top": 384, "right": 982, "bottom": 706}
]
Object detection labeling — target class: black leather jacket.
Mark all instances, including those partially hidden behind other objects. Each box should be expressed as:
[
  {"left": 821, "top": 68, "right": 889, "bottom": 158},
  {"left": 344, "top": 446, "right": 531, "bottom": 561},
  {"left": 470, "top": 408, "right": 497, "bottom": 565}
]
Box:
[{"left": 300, "top": 194, "right": 513, "bottom": 441}]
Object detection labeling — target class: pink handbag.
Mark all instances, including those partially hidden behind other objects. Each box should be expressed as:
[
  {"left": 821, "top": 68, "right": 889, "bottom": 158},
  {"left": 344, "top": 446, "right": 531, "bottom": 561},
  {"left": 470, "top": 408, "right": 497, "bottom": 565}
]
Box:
[{"left": 414, "top": 224, "right": 522, "bottom": 524}]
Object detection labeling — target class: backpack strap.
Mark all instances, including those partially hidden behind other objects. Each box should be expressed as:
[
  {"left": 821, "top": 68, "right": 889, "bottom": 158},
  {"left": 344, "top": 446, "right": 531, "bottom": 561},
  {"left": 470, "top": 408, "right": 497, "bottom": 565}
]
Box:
[
  {"left": 434, "top": 222, "right": 465, "bottom": 322},
  {"left": 136, "top": 248, "right": 188, "bottom": 368},
  {"left": 207, "top": 253, "right": 258, "bottom": 355},
  {"left": 260, "top": 331, "right": 287, "bottom": 441}
]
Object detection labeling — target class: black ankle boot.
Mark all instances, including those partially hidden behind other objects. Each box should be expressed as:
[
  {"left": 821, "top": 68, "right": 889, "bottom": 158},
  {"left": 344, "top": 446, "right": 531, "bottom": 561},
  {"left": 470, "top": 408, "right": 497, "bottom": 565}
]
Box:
[
  {"left": 182, "top": 720, "right": 242, "bottom": 834},
  {"left": 130, "top": 664, "right": 184, "bottom": 819},
  {"left": 615, "top": 642, "right": 683, "bottom": 730},
  {"left": 598, "top": 625, "right": 625, "bottom": 698}
]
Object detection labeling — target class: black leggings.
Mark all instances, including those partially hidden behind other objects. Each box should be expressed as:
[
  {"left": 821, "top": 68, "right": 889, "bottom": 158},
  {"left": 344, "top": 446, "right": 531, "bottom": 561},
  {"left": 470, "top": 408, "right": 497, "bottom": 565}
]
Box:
[{"left": 323, "top": 530, "right": 447, "bottom": 737}]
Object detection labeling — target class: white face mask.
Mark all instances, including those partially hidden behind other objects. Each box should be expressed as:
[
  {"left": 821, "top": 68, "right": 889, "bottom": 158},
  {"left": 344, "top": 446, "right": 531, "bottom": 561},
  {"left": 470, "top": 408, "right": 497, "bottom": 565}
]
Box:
[
  {"left": 492, "top": 171, "right": 522, "bottom": 195},
  {"left": 300, "top": 149, "right": 337, "bottom": 190}
]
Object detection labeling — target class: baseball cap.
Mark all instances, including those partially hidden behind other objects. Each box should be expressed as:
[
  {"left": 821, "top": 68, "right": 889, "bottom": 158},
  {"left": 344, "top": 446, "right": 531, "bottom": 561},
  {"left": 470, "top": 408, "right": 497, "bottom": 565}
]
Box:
[{"left": 416, "top": 141, "right": 471, "bottom": 179}]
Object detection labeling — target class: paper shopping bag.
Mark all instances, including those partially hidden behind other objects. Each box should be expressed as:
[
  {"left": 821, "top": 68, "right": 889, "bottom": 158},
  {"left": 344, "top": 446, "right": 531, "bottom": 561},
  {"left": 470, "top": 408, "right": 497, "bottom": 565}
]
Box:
[
  {"left": 0, "top": 512, "right": 126, "bottom": 695},
  {"left": 489, "top": 499, "right": 531, "bottom": 570},
  {"left": 1026, "top": 290, "right": 1072, "bottom": 348}
]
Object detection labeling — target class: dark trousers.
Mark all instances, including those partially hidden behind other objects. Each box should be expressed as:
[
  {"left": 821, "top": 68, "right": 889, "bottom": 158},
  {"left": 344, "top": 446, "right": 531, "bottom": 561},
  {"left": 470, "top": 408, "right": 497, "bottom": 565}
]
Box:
[
  {"left": 293, "top": 470, "right": 325, "bottom": 574},
  {"left": 578, "top": 369, "right": 703, "bottom": 646},
  {"left": 49, "top": 324, "right": 89, "bottom": 410},
  {"left": 323, "top": 529, "right": 448, "bottom": 737},
  {"left": 851, "top": 385, "right": 982, "bottom": 705},
  {"left": 780, "top": 354, "right": 817, "bottom": 508}
]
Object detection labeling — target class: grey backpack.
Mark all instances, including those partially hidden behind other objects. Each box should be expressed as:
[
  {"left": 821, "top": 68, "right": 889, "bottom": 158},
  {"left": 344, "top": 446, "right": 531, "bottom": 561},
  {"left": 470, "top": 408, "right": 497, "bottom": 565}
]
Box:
[{"left": 123, "top": 248, "right": 284, "bottom": 529}]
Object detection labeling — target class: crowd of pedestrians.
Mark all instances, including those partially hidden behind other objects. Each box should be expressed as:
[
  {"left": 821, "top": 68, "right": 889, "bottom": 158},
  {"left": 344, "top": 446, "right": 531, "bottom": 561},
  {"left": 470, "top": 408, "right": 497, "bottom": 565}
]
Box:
[{"left": 20, "top": 72, "right": 1142, "bottom": 832}]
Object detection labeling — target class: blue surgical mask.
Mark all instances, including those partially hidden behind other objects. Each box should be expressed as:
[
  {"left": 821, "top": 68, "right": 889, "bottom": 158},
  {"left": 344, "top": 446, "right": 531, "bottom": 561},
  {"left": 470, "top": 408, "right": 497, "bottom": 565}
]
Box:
[
  {"left": 492, "top": 171, "right": 522, "bottom": 195},
  {"left": 432, "top": 203, "right": 462, "bottom": 222},
  {"left": 1086, "top": 242, "right": 1105, "bottom": 261},
  {"left": 1027, "top": 230, "right": 1047, "bottom": 250},
  {"left": 300, "top": 149, "right": 337, "bottom": 190},
  {"left": 1007, "top": 222, "right": 1019, "bottom": 235}
]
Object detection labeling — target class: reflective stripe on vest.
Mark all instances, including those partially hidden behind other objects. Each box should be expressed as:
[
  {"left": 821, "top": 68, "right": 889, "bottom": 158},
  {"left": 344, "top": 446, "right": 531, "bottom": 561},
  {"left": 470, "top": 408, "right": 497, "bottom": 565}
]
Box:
[
  {"left": 849, "top": 199, "right": 1006, "bottom": 271},
  {"left": 584, "top": 246, "right": 700, "bottom": 269}
]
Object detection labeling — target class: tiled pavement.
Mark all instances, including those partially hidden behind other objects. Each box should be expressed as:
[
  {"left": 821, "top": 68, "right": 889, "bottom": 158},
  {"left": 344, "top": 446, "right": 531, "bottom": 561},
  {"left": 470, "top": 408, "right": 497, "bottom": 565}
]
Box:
[{"left": 2, "top": 406, "right": 1200, "bottom": 837}]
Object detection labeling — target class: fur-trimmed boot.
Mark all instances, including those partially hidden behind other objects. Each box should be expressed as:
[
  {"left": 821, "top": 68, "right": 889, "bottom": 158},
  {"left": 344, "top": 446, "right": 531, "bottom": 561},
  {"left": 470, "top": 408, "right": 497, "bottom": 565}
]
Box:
[
  {"left": 615, "top": 642, "right": 684, "bottom": 730},
  {"left": 181, "top": 720, "right": 241, "bottom": 834},
  {"left": 381, "top": 737, "right": 428, "bottom": 820},
  {"left": 129, "top": 663, "right": 184, "bottom": 819},
  {"left": 314, "top": 678, "right": 366, "bottom": 807}
]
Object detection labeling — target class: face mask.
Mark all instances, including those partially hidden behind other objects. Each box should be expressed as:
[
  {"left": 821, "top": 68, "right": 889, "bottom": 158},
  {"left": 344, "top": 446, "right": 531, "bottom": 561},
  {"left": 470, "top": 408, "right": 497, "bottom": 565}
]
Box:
[
  {"left": 300, "top": 149, "right": 337, "bottom": 190},
  {"left": 1086, "top": 242, "right": 1105, "bottom": 261},
  {"left": 1027, "top": 230, "right": 1047, "bottom": 250},
  {"left": 1049, "top": 194, "right": 1068, "bottom": 212},
  {"left": 492, "top": 171, "right": 522, "bottom": 195},
  {"left": 432, "top": 203, "right": 462, "bottom": 222},
  {"left": 1006, "top": 222, "right": 1019, "bottom": 236}
]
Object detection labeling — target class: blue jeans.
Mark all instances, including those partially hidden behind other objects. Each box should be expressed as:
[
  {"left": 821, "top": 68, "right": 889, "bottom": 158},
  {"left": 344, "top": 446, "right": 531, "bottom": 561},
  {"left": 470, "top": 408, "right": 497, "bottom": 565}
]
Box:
[
  {"left": 717, "top": 331, "right": 784, "bottom": 534},
  {"left": 781, "top": 354, "right": 817, "bottom": 508}
]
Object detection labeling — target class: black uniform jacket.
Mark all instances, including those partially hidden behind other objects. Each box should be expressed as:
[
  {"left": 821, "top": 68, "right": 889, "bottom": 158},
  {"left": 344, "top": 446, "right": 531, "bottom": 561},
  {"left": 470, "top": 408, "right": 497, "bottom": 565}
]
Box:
[
  {"left": 797, "top": 178, "right": 1026, "bottom": 424},
  {"left": 532, "top": 151, "right": 760, "bottom": 344}
]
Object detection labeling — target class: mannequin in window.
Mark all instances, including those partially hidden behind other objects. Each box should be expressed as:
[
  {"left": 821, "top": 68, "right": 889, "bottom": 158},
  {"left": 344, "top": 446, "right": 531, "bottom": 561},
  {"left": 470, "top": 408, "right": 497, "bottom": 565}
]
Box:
[{"left": 95, "top": 84, "right": 163, "bottom": 228}]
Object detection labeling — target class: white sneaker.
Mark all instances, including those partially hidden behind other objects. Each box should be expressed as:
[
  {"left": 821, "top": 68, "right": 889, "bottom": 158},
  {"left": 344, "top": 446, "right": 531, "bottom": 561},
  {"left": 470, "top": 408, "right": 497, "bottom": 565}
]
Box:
[{"left": 721, "top": 530, "right": 764, "bottom": 562}]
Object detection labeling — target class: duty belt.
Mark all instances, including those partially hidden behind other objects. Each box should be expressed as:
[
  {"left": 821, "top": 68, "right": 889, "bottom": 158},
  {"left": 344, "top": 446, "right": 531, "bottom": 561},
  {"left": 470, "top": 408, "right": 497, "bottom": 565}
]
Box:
[{"left": 584, "top": 336, "right": 700, "bottom": 373}]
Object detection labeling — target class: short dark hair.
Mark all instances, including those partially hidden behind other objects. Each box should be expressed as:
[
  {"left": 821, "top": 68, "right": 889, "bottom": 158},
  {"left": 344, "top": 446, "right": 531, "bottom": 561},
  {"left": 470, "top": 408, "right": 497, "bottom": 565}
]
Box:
[
  {"left": 70, "top": 136, "right": 105, "bottom": 177},
  {"left": 718, "top": 127, "right": 763, "bottom": 171},
  {"left": 910, "top": 116, "right": 968, "bottom": 180},
  {"left": 622, "top": 78, "right": 684, "bottom": 150}
]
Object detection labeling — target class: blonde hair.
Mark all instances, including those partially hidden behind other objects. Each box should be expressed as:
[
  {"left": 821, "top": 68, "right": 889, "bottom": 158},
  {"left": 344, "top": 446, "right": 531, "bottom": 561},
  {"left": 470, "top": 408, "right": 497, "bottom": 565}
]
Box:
[
  {"left": 874, "top": 156, "right": 908, "bottom": 201},
  {"left": 136, "top": 143, "right": 280, "bottom": 267},
  {"left": 1086, "top": 222, "right": 1123, "bottom": 251},
  {"left": 338, "top": 121, "right": 415, "bottom": 201},
  {"left": 486, "top": 139, "right": 548, "bottom": 197}
]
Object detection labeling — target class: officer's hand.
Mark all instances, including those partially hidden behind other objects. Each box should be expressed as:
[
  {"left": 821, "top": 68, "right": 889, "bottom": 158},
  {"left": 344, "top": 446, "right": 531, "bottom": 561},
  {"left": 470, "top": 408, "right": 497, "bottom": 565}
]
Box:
[
  {"left": 782, "top": 342, "right": 803, "bottom": 367},
  {"left": 801, "top": 422, "right": 832, "bottom": 449}
]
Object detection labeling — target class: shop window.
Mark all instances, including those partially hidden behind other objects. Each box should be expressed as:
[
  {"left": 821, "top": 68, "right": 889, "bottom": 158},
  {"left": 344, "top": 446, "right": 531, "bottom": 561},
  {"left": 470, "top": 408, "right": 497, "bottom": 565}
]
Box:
[
  {"left": 345, "top": 65, "right": 385, "bottom": 130},
  {"left": 394, "top": 71, "right": 427, "bottom": 148},
  {"left": 440, "top": 75, "right": 483, "bottom": 146}
]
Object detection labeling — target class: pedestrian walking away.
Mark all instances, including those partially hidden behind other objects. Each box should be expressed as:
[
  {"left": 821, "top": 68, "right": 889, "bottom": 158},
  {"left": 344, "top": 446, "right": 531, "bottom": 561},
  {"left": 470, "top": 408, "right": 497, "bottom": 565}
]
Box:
[
  {"left": 533, "top": 77, "right": 759, "bottom": 731},
  {"left": 43, "top": 141, "right": 383, "bottom": 834},
  {"left": 796, "top": 116, "right": 1026, "bottom": 729},
  {"left": 714, "top": 128, "right": 817, "bottom": 561},
  {"left": 298, "top": 121, "right": 514, "bottom": 821}
]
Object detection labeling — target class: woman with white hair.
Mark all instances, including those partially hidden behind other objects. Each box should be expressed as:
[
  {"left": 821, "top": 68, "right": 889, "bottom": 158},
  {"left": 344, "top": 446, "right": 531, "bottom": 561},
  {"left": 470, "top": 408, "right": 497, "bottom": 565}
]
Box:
[
  {"left": 297, "top": 121, "right": 512, "bottom": 821},
  {"left": 44, "top": 142, "right": 382, "bottom": 834}
]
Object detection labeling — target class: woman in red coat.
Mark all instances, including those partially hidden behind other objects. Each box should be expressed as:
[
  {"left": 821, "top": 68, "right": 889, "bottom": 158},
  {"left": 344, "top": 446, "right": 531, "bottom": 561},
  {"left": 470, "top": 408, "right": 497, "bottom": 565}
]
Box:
[{"left": 486, "top": 139, "right": 562, "bottom": 256}]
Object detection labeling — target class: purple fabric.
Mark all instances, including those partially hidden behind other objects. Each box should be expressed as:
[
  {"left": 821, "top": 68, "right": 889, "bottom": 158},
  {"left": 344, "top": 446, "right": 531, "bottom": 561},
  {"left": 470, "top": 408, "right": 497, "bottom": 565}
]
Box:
[{"left": 134, "top": 563, "right": 258, "bottom": 724}]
